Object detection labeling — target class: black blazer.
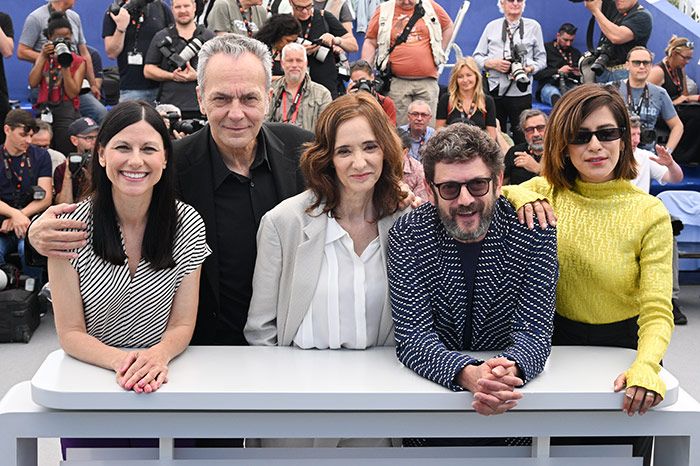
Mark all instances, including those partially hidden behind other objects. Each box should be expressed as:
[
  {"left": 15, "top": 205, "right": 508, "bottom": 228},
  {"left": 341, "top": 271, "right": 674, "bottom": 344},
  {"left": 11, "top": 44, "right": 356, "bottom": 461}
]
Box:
[{"left": 173, "top": 122, "right": 314, "bottom": 345}]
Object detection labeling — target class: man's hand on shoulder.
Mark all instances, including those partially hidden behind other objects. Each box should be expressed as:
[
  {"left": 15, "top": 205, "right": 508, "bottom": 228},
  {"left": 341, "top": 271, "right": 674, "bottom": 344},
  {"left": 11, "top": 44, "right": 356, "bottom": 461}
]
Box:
[
  {"left": 28, "top": 204, "right": 88, "bottom": 259},
  {"left": 457, "top": 357, "right": 523, "bottom": 416}
]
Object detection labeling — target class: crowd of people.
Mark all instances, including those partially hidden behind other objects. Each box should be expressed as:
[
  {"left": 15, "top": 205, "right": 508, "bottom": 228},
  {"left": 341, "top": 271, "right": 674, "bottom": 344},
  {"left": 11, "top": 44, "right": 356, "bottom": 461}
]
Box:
[{"left": 0, "top": 0, "right": 695, "bottom": 462}]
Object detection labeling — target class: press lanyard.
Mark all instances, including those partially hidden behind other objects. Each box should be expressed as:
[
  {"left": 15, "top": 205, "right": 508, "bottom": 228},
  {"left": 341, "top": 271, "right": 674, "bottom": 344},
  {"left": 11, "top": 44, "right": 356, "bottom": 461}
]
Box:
[
  {"left": 2, "top": 148, "right": 32, "bottom": 193},
  {"left": 235, "top": 0, "right": 255, "bottom": 37},
  {"left": 554, "top": 41, "right": 574, "bottom": 67},
  {"left": 131, "top": 11, "right": 146, "bottom": 54},
  {"left": 626, "top": 81, "right": 649, "bottom": 117},
  {"left": 281, "top": 80, "right": 305, "bottom": 124},
  {"left": 501, "top": 18, "right": 524, "bottom": 59},
  {"left": 662, "top": 61, "right": 684, "bottom": 96},
  {"left": 46, "top": 56, "right": 65, "bottom": 105}
]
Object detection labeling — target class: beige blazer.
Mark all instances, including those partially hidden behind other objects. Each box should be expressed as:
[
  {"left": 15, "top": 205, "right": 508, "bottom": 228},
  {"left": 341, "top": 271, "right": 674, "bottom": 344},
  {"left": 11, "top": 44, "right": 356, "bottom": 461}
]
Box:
[{"left": 244, "top": 190, "right": 406, "bottom": 347}]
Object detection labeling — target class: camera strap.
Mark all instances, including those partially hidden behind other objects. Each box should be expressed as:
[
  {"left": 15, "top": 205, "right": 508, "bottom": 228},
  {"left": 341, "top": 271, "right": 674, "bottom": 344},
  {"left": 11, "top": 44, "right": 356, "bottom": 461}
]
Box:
[
  {"left": 2, "top": 148, "right": 33, "bottom": 196},
  {"left": 235, "top": 0, "right": 255, "bottom": 38},
  {"left": 554, "top": 41, "right": 574, "bottom": 67},
  {"left": 501, "top": 18, "right": 524, "bottom": 59},
  {"left": 282, "top": 76, "right": 307, "bottom": 124},
  {"left": 376, "top": 1, "right": 425, "bottom": 71},
  {"left": 46, "top": 56, "right": 65, "bottom": 106},
  {"left": 625, "top": 80, "right": 650, "bottom": 118}
]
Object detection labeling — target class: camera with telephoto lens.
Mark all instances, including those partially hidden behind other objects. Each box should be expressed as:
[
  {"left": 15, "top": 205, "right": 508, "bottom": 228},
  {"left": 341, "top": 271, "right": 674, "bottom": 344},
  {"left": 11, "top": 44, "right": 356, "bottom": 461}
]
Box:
[
  {"left": 68, "top": 152, "right": 90, "bottom": 176},
  {"left": 352, "top": 78, "right": 377, "bottom": 95},
  {"left": 296, "top": 37, "right": 331, "bottom": 63},
  {"left": 172, "top": 119, "right": 206, "bottom": 135},
  {"left": 157, "top": 35, "right": 205, "bottom": 70},
  {"left": 52, "top": 38, "right": 73, "bottom": 67},
  {"left": 553, "top": 71, "right": 582, "bottom": 94},
  {"left": 579, "top": 43, "right": 612, "bottom": 77},
  {"left": 509, "top": 44, "right": 530, "bottom": 92},
  {"left": 0, "top": 264, "right": 36, "bottom": 292},
  {"left": 109, "top": 0, "right": 156, "bottom": 17}
]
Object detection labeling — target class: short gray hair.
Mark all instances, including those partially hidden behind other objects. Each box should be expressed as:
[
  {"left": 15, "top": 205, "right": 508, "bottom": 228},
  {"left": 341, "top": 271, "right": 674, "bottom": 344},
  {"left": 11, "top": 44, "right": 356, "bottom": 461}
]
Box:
[
  {"left": 197, "top": 34, "right": 272, "bottom": 93},
  {"left": 497, "top": 0, "right": 526, "bottom": 14},
  {"left": 518, "top": 108, "right": 547, "bottom": 131},
  {"left": 281, "top": 42, "right": 307, "bottom": 63},
  {"left": 629, "top": 113, "right": 642, "bottom": 128},
  {"left": 408, "top": 99, "right": 431, "bottom": 114}
]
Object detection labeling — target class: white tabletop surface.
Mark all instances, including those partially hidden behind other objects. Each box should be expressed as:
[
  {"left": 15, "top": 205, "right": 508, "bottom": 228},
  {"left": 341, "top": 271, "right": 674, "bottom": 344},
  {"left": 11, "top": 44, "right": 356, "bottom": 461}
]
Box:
[{"left": 30, "top": 346, "right": 679, "bottom": 411}]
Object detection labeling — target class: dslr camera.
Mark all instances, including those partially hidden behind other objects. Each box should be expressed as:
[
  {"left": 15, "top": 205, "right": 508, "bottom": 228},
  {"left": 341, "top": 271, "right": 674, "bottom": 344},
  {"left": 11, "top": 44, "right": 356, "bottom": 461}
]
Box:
[
  {"left": 579, "top": 43, "right": 612, "bottom": 77},
  {"left": 509, "top": 44, "right": 530, "bottom": 92},
  {"left": 109, "top": 0, "right": 155, "bottom": 17},
  {"left": 52, "top": 38, "right": 73, "bottom": 67},
  {"left": 163, "top": 111, "right": 206, "bottom": 136},
  {"left": 296, "top": 37, "right": 331, "bottom": 63},
  {"left": 639, "top": 127, "right": 657, "bottom": 146},
  {"left": 351, "top": 78, "right": 377, "bottom": 95},
  {"left": 157, "top": 35, "right": 205, "bottom": 70},
  {"left": 68, "top": 152, "right": 90, "bottom": 176}
]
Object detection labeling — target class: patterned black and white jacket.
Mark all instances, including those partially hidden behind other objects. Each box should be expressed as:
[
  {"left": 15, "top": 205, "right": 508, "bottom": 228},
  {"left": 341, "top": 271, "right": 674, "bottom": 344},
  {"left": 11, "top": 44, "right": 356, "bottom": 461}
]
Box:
[{"left": 387, "top": 196, "right": 559, "bottom": 391}]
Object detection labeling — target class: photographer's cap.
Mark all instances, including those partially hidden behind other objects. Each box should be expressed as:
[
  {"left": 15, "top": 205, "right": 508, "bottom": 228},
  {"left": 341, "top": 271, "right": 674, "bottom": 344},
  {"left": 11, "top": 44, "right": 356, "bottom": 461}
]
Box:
[{"left": 68, "top": 117, "right": 99, "bottom": 137}]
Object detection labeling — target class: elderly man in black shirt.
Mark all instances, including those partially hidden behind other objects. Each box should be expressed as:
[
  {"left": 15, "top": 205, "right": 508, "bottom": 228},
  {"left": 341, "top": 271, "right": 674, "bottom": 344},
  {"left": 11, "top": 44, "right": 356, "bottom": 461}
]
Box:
[{"left": 27, "top": 34, "right": 314, "bottom": 346}]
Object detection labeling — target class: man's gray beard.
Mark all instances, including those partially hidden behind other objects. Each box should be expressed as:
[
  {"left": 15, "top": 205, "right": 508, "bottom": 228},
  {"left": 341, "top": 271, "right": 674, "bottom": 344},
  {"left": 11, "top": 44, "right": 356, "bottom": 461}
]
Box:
[
  {"left": 439, "top": 198, "right": 496, "bottom": 242},
  {"left": 529, "top": 141, "right": 544, "bottom": 153}
]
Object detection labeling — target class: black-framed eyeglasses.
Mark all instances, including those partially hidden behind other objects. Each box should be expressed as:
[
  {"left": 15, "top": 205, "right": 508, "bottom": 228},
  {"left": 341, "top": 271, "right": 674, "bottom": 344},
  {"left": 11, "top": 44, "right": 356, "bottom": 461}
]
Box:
[
  {"left": 290, "top": 2, "right": 314, "bottom": 12},
  {"left": 408, "top": 111, "right": 430, "bottom": 119},
  {"left": 675, "top": 50, "right": 694, "bottom": 61},
  {"left": 523, "top": 124, "right": 546, "bottom": 135},
  {"left": 432, "top": 178, "right": 492, "bottom": 200},
  {"left": 570, "top": 127, "right": 625, "bottom": 145}
]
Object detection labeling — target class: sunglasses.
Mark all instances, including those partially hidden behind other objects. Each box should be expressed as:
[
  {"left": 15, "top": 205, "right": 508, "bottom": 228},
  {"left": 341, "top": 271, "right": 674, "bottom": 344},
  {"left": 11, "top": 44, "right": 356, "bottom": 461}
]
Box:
[
  {"left": 629, "top": 59, "right": 651, "bottom": 67},
  {"left": 505, "top": 0, "right": 525, "bottom": 3},
  {"left": 432, "top": 178, "right": 492, "bottom": 200},
  {"left": 570, "top": 127, "right": 625, "bottom": 145},
  {"left": 523, "top": 124, "right": 546, "bottom": 135}
]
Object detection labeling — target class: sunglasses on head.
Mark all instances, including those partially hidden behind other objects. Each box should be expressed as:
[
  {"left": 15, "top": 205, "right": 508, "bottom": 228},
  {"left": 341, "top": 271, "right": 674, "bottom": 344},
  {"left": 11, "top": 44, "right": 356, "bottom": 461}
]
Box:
[
  {"left": 570, "top": 127, "right": 625, "bottom": 145},
  {"left": 432, "top": 178, "right": 492, "bottom": 200}
]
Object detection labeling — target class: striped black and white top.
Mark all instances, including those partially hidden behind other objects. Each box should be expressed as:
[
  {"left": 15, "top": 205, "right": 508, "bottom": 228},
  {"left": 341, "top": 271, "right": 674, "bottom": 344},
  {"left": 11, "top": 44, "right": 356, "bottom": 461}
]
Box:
[{"left": 65, "top": 199, "right": 211, "bottom": 348}]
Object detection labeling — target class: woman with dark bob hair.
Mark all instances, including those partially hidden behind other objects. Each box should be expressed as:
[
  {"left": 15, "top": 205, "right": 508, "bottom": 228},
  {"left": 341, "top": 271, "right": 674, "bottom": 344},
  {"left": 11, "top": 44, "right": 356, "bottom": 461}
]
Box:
[
  {"left": 505, "top": 83, "right": 673, "bottom": 460},
  {"left": 253, "top": 14, "right": 302, "bottom": 78},
  {"left": 49, "top": 100, "right": 210, "bottom": 395}
]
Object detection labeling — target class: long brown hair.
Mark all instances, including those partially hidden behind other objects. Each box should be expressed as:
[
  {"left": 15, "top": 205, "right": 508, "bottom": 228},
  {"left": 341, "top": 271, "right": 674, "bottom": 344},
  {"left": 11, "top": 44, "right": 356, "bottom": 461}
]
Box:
[
  {"left": 541, "top": 84, "right": 637, "bottom": 190},
  {"left": 448, "top": 57, "right": 487, "bottom": 115},
  {"left": 300, "top": 93, "right": 405, "bottom": 220}
]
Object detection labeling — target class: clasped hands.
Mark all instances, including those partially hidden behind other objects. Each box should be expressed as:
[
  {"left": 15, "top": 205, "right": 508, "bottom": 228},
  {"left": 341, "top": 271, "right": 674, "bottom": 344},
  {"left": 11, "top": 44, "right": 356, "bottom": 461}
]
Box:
[
  {"left": 457, "top": 358, "right": 523, "bottom": 416},
  {"left": 112, "top": 347, "right": 170, "bottom": 394}
]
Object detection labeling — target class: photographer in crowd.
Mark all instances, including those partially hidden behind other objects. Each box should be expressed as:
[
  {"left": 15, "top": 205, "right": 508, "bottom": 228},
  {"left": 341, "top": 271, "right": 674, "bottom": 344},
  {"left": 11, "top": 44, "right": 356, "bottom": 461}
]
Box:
[
  {"left": 362, "top": 0, "right": 453, "bottom": 126},
  {"left": 144, "top": 0, "right": 214, "bottom": 119},
  {"left": 0, "top": 110, "right": 52, "bottom": 284},
  {"left": 534, "top": 23, "right": 582, "bottom": 107},
  {"left": 348, "top": 60, "right": 397, "bottom": 126},
  {"left": 28, "top": 12, "right": 85, "bottom": 157},
  {"left": 104, "top": 0, "right": 174, "bottom": 103},
  {"left": 398, "top": 100, "right": 434, "bottom": 160},
  {"left": 616, "top": 47, "right": 683, "bottom": 153},
  {"left": 54, "top": 117, "right": 97, "bottom": 204},
  {"left": 18, "top": 0, "right": 106, "bottom": 124},
  {"left": 254, "top": 14, "right": 302, "bottom": 80},
  {"left": 290, "top": 0, "right": 357, "bottom": 98},
  {"left": 208, "top": 0, "right": 267, "bottom": 37},
  {"left": 474, "top": 0, "right": 546, "bottom": 145},
  {"left": 0, "top": 11, "right": 12, "bottom": 146},
  {"left": 266, "top": 42, "right": 331, "bottom": 132},
  {"left": 577, "top": 0, "right": 652, "bottom": 84}
]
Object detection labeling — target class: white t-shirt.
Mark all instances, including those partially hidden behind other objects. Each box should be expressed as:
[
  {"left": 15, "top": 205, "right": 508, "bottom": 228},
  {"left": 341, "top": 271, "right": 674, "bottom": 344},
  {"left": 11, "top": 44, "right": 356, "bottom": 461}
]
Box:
[{"left": 632, "top": 147, "right": 668, "bottom": 193}]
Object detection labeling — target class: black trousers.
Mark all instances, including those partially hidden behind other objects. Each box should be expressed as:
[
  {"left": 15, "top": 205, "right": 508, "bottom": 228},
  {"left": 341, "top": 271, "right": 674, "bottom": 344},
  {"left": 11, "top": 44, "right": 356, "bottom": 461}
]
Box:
[
  {"left": 492, "top": 94, "right": 532, "bottom": 145},
  {"left": 551, "top": 313, "right": 653, "bottom": 466}
]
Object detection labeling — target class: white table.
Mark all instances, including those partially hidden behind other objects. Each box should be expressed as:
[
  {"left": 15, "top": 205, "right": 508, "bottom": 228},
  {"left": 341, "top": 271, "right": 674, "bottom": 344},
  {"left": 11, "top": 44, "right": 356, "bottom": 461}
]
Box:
[{"left": 1, "top": 346, "right": 699, "bottom": 465}]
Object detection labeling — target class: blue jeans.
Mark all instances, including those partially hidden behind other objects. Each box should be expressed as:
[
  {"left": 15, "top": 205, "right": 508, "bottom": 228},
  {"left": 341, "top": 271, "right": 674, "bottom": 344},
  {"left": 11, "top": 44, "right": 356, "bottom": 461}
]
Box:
[
  {"left": 79, "top": 93, "right": 108, "bottom": 123},
  {"left": 119, "top": 88, "right": 158, "bottom": 105},
  {"left": 540, "top": 82, "right": 580, "bottom": 106},
  {"left": 596, "top": 68, "right": 629, "bottom": 84},
  {"left": 0, "top": 233, "right": 44, "bottom": 284}
]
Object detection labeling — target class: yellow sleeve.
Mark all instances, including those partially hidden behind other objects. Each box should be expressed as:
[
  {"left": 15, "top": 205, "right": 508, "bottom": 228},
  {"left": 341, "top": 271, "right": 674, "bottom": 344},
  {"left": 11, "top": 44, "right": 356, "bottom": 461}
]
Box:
[
  {"left": 625, "top": 201, "right": 674, "bottom": 398},
  {"left": 501, "top": 176, "right": 554, "bottom": 210}
]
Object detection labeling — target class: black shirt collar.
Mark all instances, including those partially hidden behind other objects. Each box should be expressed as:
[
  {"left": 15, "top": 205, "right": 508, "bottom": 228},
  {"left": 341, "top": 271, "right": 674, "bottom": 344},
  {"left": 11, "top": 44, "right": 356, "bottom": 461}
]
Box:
[{"left": 209, "top": 128, "right": 271, "bottom": 188}]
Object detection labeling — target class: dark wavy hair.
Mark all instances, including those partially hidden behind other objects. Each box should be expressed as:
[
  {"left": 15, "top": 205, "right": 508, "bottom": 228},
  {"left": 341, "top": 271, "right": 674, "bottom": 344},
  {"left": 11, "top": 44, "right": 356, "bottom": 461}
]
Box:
[
  {"left": 253, "top": 14, "right": 301, "bottom": 50},
  {"left": 542, "top": 84, "right": 637, "bottom": 190},
  {"left": 300, "top": 93, "right": 405, "bottom": 220},
  {"left": 89, "top": 101, "right": 177, "bottom": 270}
]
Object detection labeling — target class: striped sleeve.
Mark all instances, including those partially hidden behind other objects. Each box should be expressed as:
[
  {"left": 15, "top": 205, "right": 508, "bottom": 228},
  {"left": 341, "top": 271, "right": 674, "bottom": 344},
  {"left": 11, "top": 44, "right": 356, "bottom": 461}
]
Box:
[{"left": 175, "top": 201, "right": 211, "bottom": 279}]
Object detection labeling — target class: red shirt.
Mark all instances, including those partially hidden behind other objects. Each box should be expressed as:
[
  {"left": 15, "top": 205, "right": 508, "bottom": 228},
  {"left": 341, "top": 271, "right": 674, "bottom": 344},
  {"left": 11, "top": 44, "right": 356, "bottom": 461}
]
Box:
[{"left": 37, "top": 53, "right": 84, "bottom": 111}]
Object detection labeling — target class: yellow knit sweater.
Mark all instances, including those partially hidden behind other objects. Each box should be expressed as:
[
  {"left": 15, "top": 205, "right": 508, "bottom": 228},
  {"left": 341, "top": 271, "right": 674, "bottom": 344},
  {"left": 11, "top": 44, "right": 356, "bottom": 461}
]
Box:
[{"left": 504, "top": 177, "right": 674, "bottom": 397}]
